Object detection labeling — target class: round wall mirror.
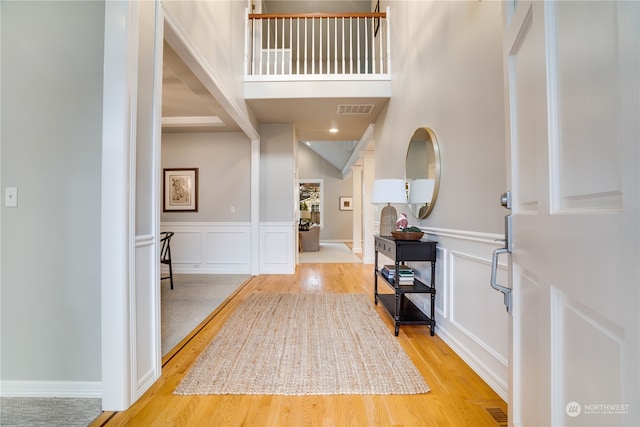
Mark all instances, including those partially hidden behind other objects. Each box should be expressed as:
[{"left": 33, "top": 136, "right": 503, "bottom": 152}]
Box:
[{"left": 405, "top": 127, "right": 441, "bottom": 219}]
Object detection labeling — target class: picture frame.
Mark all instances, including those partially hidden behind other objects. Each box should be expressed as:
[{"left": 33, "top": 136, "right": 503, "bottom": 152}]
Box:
[
  {"left": 163, "top": 168, "right": 198, "bottom": 212},
  {"left": 339, "top": 196, "right": 353, "bottom": 211}
]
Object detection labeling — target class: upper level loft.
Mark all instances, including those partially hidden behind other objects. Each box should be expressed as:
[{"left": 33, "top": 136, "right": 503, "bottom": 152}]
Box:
[
  {"left": 242, "top": 6, "right": 392, "bottom": 170},
  {"left": 244, "top": 9, "right": 391, "bottom": 100}
]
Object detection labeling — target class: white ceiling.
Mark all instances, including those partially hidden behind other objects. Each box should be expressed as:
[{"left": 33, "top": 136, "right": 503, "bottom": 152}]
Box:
[
  {"left": 245, "top": 97, "right": 388, "bottom": 142},
  {"left": 161, "top": 0, "right": 383, "bottom": 171},
  {"left": 162, "top": 42, "right": 241, "bottom": 134}
]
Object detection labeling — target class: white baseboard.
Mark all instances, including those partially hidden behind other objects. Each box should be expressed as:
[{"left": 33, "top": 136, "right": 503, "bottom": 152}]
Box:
[
  {"left": 0, "top": 380, "right": 102, "bottom": 398},
  {"left": 362, "top": 255, "right": 375, "bottom": 264},
  {"left": 435, "top": 327, "right": 508, "bottom": 401}
]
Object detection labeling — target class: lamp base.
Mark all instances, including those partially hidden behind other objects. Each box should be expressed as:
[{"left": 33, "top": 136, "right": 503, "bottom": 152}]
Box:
[{"left": 379, "top": 204, "right": 398, "bottom": 236}]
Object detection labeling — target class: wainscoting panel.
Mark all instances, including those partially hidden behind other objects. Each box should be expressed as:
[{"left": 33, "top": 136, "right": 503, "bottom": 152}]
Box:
[
  {"left": 161, "top": 222, "right": 251, "bottom": 274},
  {"left": 449, "top": 251, "right": 509, "bottom": 365},
  {"left": 134, "top": 235, "right": 160, "bottom": 399},
  {"left": 206, "top": 228, "right": 250, "bottom": 266},
  {"left": 170, "top": 230, "right": 202, "bottom": 265},
  {"left": 260, "top": 222, "right": 296, "bottom": 274},
  {"left": 406, "top": 228, "right": 509, "bottom": 400}
]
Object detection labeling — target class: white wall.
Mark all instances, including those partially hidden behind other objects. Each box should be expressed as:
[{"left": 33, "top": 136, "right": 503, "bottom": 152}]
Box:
[
  {"left": 378, "top": 0, "right": 506, "bottom": 233},
  {"left": 259, "top": 124, "right": 296, "bottom": 273},
  {"left": 0, "top": 1, "right": 103, "bottom": 395},
  {"left": 160, "top": 132, "right": 253, "bottom": 274},
  {"left": 298, "top": 143, "right": 354, "bottom": 242},
  {"left": 162, "top": 0, "right": 257, "bottom": 136},
  {"left": 0, "top": 0, "right": 510, "bottom": 402},
  {"left": 160, "top": 126, "right": 300, "bottom": 275},
  {"left": 259, "top": 124, "right": 296, "bottom": 223},
  {"left": 374, "top": 1, "right": 509, "bottom": 398},
  {"left": 161, "top": 132, "right": 252, "bottom": 222}
]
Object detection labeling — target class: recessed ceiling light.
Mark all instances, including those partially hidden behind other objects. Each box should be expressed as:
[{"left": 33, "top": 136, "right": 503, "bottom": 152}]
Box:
[{"left": 329, "top": 128, "right": 339, "bottom": 133}]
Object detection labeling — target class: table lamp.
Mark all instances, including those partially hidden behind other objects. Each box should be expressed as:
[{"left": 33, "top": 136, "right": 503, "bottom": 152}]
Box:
[
  {"left": 370, "top": 179, "right": 407, "bottom": 236},
  {"left": 409, "top": 179, "right": 435, "bottom": 218}
]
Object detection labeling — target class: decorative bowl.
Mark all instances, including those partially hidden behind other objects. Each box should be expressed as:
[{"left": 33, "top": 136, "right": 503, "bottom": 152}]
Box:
[{"left": 391, "top": 231, "right": 424, "bottom": 241}]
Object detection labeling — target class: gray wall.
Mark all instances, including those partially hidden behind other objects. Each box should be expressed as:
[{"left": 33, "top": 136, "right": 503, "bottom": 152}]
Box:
[
  {"left": 259, "top": 124, "right": 296, "bottom": 222},
  {"left": 0, "top": 0, "right": 507, "bottom": 391},
  {"left": 298, "top": 143, "right": 353, "bottom": 241},
  {"left": 376, "top": 0, "right": 506, "bottom": 233},
  {"left": 161, "top": 132, "right": 252, "bottom": 222},
  {"left": 163, "top": 0, "right": 253, "bottom": 129},
  {"left": 1, "top": 1, "right": 104, "bottom": 381}
]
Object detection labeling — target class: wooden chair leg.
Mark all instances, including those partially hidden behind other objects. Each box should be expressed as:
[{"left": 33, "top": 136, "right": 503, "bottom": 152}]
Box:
[
  {"left": 160, "top": 231, "right": 175, "bottom": 289},
  {"left": 169, "top": 259, "right": 174, "bottom": 290}
]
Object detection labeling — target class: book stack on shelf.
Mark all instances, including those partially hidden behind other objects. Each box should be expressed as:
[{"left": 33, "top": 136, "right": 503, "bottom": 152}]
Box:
[{"left": 380, "top": 265, "right": 415, "bottom": 285}]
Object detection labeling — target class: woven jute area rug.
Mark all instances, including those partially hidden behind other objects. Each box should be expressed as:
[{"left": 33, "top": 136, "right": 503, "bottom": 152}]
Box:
[{"left": 174, "top": 293, "right": 430, "bottom": 395}]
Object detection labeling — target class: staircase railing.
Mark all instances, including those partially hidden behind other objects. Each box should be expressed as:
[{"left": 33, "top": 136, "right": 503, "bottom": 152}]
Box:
[{"left": 245, "top": 9, "right": 390, "bottom": 79}]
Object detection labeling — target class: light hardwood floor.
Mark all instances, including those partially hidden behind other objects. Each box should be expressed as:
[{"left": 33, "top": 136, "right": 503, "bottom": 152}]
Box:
[{"left": 92, "top": 263, "right": 507, "bottom": 426}]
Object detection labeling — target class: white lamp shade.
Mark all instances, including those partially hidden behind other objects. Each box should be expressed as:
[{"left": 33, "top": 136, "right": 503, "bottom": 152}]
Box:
[
  {"left": 370, "top": 179, "right": 407, "bottom": 204},
  {"left": 408, "top": 179, "right": 435, "bottom": 204}
]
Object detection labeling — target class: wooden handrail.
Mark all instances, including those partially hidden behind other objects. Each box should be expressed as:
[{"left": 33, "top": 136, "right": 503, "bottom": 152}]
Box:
[{"left": 249, "top": 12, "right": 386, "bottom": 20}]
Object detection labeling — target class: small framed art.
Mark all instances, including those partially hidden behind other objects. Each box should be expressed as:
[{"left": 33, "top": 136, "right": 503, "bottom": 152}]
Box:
[
  {"left": 163, "top": 168, "right": 198, "bottom": 212},
  {"left": 339, "top": 196, "right": 353, "bottom": 211}
]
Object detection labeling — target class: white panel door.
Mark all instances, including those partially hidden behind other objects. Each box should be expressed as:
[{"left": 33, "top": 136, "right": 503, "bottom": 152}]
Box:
[{"left": 503, "top": 1, "right": 639, "bottom": 426}]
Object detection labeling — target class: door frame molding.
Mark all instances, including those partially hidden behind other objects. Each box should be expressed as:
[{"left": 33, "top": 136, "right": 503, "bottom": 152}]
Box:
[{"left": 100, "top": 0, "right": 164, "bottom": 410}]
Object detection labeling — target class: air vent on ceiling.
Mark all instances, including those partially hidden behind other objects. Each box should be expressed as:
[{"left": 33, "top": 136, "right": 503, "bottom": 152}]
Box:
[{"left": 337, "top": 104, "right": 375, "bottom": 115}]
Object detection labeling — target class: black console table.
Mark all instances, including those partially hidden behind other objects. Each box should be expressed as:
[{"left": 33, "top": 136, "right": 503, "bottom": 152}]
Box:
[{"left": 374, "top": 235, "right": 437, "bottom": 336}]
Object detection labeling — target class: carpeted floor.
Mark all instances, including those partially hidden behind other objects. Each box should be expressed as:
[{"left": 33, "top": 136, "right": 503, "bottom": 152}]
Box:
[
  {"left": 174, "top": 293, "right": 430, "bottom": 396},
  {"left": 0, "top": 397, "right": 102, "bottom": 427},
  {"left": 298, "top": 242, "right": 362, "bottom": 263},
  {"left": 162, "top": 274, "right": 250, "bottom": 356}
]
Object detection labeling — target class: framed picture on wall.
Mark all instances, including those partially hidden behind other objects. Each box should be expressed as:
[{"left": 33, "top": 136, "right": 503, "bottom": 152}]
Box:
[
  {"left": 163, "top": 168, "right": 198, "bottom": 212},
  {"left": 339, "top": 196, "right": 353, "bottom": 211}
]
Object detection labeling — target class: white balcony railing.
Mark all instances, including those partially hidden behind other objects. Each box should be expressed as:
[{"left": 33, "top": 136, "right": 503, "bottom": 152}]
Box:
[{"left": 246, "top": 9, "right": 390, "bottom": 79}]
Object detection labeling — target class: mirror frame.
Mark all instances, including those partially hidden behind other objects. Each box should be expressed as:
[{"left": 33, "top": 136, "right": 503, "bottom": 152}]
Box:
[{"left": 405, "top": 127, "right": 441, "bottom": 219}]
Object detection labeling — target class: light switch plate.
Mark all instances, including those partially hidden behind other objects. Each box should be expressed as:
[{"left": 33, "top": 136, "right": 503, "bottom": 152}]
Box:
[{"left": 5, "top": 187, "right": 17, "bottom": 207}]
